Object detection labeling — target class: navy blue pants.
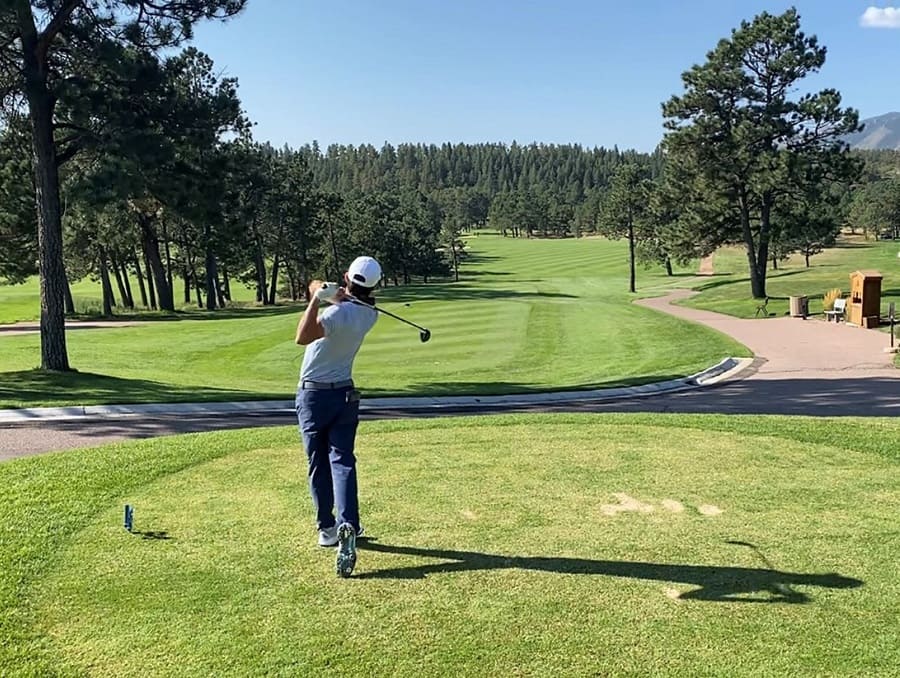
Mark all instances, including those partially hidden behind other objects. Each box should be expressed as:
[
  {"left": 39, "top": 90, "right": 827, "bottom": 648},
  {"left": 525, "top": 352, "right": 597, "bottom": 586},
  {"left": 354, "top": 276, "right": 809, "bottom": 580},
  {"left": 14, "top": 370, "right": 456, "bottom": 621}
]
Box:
[{"left": 296, "top": 387, "right": 361, "bottom": 532}]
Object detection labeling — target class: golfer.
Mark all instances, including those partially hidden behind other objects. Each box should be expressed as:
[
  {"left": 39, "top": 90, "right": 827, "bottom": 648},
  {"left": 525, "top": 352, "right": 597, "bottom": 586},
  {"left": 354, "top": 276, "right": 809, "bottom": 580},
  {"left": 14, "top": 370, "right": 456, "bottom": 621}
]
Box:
[{"left": 295, "top": 255, "right": 381, "bottom": 578}]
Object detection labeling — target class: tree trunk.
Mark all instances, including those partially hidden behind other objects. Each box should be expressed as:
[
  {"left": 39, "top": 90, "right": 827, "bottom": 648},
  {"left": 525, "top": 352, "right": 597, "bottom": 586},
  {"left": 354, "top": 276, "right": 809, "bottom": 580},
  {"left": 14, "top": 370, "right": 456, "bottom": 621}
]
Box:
[
  {"left": 255, "top": 254, "right": 265, "bottom": 302},
  {"left": 162, "top": 220, "right": 174, "bottom": 300},
  {"left": 98, "top": 247, "right": 115, "bottom": 317},
  {"left": 120, "top": 259, "right": 134, "bottom": 308},
  {"left": 63, "top": 268, "right": 75, "bottom": 315},
  {"left": 23, "top": 55, "right": 69, "bottom": 370},
  {"left": 805, "top": 251, "right": 811, "bottom": 268},
  {"left": 664, "top": 256, "right": 673, "bottom": 277},
  {"left": 188, "top": 252, "right": 203, "bottom": 308},
  {"left": 133, "top": 249, "right": 149, "bottom": 308},
  {"left": 286, "top": 267, "right": 298, "bottom": 301},
  {"left": 222, "top": 266, "right": 232, "bottom": 301},
  {"left": 771, "top": 254, "right": 778, "bottom": 271},
  {"left": 143, "top": 248, "right": 157, "bottom": 309},
  {"left": 139, "top": 215, "right": 174, "bottom": 311},
  {"left": 627, "top": 221, "right": 636, "bottom": 294},
  {"left": 252, "top": 220, "right": 267, "bottom": 303},
  {"left": 111, "top": 253, "right": 133, "bottom": 309},
  {"left": 739, "top": 194, "right": 766, "bottom": 299},
  {"left": 756, "top": 198, "right": 773, "bottom": 295},
  {"left": 215, "top": 273, "right": 226, "bottom": 308},
  {"left": 268, "top": 220, "right": 286, "bottom": 304},
  {"left": 268, "top": 253, "right": 280, "bottom": 305},
  {"left": 204, "top": 238, "right": 218, "bottom": 311},
  {"left": 182, "top": 264, "right": 191, "bottom": 304}
]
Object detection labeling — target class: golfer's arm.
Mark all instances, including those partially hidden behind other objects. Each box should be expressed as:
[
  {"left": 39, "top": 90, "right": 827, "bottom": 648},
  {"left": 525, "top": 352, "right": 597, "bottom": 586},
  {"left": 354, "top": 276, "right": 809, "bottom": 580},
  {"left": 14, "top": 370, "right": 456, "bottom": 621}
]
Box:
[{"left": 295, "top": 301, "right": 326, "bottom": 345}]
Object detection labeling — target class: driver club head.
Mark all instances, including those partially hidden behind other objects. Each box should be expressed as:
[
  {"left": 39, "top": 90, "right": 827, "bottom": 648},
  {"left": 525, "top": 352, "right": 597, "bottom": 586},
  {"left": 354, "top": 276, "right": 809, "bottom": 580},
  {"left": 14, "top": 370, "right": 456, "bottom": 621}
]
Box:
[{"left": 419, "top": 329, "right": 431, "bottom": 343}]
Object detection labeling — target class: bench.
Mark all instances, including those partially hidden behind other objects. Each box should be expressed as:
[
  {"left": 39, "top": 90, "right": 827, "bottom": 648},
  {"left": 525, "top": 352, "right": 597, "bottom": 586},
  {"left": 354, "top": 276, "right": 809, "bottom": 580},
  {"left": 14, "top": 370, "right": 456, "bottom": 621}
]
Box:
[
  {"left": 754, "top": 297, "right": 769, "bottom": 318},
  {"left": 824, "top": 298, "right": 846, "bottom": 323}
]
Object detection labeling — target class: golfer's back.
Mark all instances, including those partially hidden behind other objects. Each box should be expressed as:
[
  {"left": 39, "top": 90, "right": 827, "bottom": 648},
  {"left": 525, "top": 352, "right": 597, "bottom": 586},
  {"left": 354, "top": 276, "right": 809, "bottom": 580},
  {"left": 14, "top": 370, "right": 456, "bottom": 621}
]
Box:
[{"left": 299, "top": 302, "right": 377, "bottom": 384}]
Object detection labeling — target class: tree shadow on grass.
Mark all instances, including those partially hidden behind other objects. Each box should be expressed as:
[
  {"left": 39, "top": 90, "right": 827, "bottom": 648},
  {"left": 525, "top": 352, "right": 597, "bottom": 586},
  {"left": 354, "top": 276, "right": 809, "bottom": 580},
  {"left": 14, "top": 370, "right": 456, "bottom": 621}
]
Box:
[
  {"left": 0, "top": 370, "right": 288, "bottom": 409},
  {"left": 65, "top": 304, "right": 304, "bottom": 323},
  {"left": 458, "top": 252, "right": 501, "bottom": 264},
  {"left": 693, "top": 268, "right": 812, "bottom": 293},
  {"left": 832, "top": 241, "right": 875, "bottom": 250},
  {"left": 377, "top": 284, "right": 577, "bottom": 304},
  {"left": 361, "top": 376, "right": 693, "bottom": 399},
  {"left": 0, "top": 373, "right": 699, "bottom": 410},
  {"left": 670, "top": 271, "right": 723, "bottom": 278},
  {"left": 356, "top": 541, "right": 862, "bottom": 604}
]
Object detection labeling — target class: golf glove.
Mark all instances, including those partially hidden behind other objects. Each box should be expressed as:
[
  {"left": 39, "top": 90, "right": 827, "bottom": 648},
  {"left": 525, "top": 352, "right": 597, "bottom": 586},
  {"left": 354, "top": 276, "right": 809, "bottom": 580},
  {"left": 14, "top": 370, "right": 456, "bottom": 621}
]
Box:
[{"left": 315, "top": 282, "right": 341, "bottom": 303}]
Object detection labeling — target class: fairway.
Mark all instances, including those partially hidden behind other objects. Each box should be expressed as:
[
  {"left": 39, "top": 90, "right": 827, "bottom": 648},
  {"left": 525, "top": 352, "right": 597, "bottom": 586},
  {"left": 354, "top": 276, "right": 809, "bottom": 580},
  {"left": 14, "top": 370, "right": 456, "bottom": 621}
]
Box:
[
  {"left": 2, "top": 414, "right": 898, "bottom": 676},
  {"left": 0, "top": 235, "right": 748, "bottom": 408}
]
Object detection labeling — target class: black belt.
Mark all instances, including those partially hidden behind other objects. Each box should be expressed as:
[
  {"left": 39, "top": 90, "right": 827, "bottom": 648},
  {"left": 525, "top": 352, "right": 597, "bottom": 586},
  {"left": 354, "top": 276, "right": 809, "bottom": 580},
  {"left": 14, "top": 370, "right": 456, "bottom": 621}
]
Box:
[{"left": 301, "top": 379, "right": 354, "bottom": 390}]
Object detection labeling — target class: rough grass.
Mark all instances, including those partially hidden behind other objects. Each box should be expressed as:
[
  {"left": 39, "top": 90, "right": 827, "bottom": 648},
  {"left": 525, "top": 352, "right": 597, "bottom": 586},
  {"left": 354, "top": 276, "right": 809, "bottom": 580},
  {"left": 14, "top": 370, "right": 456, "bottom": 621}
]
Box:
[
  {"left": 0, "top": 235, "right": 748, "bottom": 408},
  {"left": 0, "top": 275, "right": 260, "bottom": 325},
  {"left": 1, "top": 414, "right": 898, "bottom": 677},
  {"left": 684, "top": 239, "right": 900, "bottom": 320}
]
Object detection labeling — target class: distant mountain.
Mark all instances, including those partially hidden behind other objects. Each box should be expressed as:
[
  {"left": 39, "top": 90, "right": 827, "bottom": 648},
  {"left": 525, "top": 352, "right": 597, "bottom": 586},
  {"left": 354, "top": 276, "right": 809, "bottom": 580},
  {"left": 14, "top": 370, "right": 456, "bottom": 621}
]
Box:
[{"left": 843, "top": 113, "right": 900, "bottom": 151}]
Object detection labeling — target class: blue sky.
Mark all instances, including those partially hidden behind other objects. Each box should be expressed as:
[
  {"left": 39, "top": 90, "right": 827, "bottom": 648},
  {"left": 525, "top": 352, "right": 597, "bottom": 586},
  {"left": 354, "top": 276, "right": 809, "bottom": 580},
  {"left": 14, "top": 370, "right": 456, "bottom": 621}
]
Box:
[{"left": 189, "top": 1, "right": 900, "bottom": 152}]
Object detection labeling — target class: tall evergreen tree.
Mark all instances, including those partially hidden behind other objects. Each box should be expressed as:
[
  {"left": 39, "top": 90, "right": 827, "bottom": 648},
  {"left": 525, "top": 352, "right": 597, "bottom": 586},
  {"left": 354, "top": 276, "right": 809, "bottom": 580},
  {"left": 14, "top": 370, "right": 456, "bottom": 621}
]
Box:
[
  {"left": 0, "top": 0, "right": 247, "bottom": 370},
  {"left": 598, "top": 163, "right": 651, "bottom": 293},
  {"left": 661, "top": 8, "right": 861, "bottom": 298}
]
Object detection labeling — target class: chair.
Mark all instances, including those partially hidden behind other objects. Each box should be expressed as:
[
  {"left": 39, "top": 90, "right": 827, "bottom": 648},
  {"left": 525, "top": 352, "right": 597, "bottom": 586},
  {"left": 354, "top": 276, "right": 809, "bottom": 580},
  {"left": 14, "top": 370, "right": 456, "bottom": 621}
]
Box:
[
  {"left": 824, "top": 298, "right": 846, "bottom": 323},
  {"left": 754, "top": 297, "right": 769, "bottom": 318}
]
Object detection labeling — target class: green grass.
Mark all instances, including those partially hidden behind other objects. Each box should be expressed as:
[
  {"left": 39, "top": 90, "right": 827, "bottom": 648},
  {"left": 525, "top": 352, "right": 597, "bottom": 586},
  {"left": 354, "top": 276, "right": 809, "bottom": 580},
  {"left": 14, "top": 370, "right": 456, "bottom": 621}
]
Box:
[
  {"left": 0, "top": 235, "right": 748, "bottom": 408},
  {"left": 0, "top": 274, "right": 260, "bottom": 325},
  {"left": 684, "top": 239, "right": 900, "bottom": 320},
  {"left": 2, "top": 413, "right": 898, "bottom": 676}
]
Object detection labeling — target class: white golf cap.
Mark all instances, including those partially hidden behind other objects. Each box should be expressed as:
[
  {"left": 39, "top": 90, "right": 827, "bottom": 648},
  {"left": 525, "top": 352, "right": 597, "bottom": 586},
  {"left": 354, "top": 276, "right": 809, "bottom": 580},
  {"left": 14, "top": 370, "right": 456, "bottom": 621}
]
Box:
[{"left": 347, "top": 256, "right": 382, "bottom": 287}]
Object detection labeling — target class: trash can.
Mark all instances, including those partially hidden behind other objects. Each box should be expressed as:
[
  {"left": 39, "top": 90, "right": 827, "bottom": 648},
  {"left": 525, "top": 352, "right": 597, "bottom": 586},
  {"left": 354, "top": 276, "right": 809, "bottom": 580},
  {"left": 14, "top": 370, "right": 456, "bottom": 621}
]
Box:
[{"left": 789, "top": 295, "right": 808, "bottom": 318}]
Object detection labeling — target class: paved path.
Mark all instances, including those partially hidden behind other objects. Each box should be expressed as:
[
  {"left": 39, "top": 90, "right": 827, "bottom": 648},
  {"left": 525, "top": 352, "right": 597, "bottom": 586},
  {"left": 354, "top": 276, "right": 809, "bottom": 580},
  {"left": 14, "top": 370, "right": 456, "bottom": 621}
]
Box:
[
  {"left": 636, "top": 290, "right": 898, "bottom": 380},
  {"left": 3, "top": 291, "right": 897, "bottom": 460}
]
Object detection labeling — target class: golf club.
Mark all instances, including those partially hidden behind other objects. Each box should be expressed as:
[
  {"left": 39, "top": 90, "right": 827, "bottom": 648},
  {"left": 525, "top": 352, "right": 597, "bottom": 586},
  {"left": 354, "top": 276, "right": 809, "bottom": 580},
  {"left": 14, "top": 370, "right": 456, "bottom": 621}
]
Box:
[{"left": 346, "top": 293, "right": 431, "bottom": 342}]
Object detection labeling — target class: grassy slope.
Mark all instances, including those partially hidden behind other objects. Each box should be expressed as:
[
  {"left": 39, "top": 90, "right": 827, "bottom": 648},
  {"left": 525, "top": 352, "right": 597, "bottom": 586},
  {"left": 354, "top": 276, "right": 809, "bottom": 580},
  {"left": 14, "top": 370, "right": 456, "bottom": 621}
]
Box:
[
  {"left": 1, "top": 414, "right": 898, "bottom": 676},
  {"left": 683, "top": 239, "right": 899, "bottom": 320},
  {"left": 0, "top": 235, "right": 748, "bottom": 408}
]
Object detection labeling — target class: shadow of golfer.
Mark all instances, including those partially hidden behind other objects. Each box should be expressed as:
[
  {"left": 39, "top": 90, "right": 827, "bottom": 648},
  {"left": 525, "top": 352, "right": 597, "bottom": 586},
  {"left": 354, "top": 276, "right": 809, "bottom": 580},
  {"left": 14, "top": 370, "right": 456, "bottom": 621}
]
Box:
[{"left": 356, "top": 541, "right": 862, "bottom": 604}]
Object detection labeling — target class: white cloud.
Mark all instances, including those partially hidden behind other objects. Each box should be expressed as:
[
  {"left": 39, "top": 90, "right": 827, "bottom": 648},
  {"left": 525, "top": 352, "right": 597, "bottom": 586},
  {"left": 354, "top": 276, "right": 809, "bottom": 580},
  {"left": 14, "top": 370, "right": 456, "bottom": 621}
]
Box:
[{"left": 860, "top": 6, "right": 900, "bottom": 28}]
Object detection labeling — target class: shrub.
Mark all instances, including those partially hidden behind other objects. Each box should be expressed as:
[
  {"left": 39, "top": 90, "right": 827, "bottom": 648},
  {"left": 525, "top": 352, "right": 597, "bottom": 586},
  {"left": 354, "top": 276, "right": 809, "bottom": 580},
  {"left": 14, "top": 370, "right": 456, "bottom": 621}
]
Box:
[{"left": 823, "top": 288, "right": 842, "bottom": 311}]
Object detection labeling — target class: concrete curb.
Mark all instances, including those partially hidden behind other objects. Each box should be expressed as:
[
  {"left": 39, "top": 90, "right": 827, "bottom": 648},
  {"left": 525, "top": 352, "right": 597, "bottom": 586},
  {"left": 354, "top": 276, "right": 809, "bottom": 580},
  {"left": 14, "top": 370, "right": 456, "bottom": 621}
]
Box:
[{"left": 0, "top": 357, "right": 753, "bottom": 424}]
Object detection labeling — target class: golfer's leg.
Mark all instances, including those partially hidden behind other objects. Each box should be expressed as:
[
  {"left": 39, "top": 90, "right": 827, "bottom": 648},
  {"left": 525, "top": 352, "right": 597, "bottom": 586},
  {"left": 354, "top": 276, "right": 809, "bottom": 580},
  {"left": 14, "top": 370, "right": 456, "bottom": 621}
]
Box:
[
  {"left": 330, "top": 397, "right": 361, "bottom": 532},
  {"left": 297, "top": 391, "right": 336, "bottom": 530}
]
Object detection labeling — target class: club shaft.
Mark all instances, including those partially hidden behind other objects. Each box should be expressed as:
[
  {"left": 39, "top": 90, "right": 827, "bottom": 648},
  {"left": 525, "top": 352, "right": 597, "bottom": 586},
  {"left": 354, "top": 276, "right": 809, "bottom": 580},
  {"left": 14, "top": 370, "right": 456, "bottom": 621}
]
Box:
[{"left": 348, "top": 296, "right": 428, "bottom": 332}]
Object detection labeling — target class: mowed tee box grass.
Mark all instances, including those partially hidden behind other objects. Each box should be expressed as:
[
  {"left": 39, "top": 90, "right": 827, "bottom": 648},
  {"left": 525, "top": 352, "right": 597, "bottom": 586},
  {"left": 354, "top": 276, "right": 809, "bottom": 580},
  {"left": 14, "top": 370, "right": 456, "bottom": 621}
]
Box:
[
  {"left": 0, "top": 235, "right": 748, "bottom": 408},
  {"left": 3, "top": 414, "right": 899, "bottom": 676}
]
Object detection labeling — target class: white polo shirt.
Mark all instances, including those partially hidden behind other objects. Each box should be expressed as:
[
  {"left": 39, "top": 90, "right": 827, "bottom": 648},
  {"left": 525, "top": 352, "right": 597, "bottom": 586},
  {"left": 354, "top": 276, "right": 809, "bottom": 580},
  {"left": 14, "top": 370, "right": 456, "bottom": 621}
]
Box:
[{"left": 299, "top": 301, "right": 378, "bottom": 384}]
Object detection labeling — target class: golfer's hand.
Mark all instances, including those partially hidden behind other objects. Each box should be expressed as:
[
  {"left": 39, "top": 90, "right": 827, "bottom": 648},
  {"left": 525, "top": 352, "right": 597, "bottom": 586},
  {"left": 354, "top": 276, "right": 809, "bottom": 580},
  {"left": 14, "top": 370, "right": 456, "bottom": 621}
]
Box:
[
  {"left": 314, "top": 282, "right": 341, "bottom": 304},
  {"left": 308, "top": 279, "right": 324, "bottom": 302}
]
